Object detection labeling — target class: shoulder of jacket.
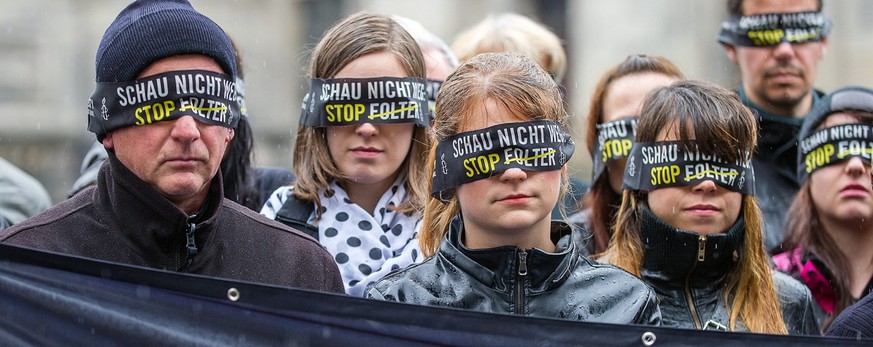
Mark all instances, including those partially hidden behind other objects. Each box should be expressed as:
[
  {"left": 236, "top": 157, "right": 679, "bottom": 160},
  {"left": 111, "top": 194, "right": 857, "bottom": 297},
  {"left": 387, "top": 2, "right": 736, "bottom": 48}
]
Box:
[
  {"left": 772, "top": 270, "right": 814, "bottom": 303},
  {"left": 370, "top": 253, "right": 442, "bottom": 289},
  {"left": 0, "top": 193, "right": 94, "bottom": 241},
  {"left": 220, "top": 199, "right": 324, "bottom": 248},
  {"left": 573, "top": 255, "right": 649, "bottom": 285}
]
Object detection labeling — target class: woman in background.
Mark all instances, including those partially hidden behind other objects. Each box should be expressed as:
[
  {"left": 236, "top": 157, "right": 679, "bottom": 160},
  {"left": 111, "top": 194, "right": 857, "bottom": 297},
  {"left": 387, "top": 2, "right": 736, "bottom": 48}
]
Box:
[{"left": 774, "top": 86, "right": 873, "bottom": 331}]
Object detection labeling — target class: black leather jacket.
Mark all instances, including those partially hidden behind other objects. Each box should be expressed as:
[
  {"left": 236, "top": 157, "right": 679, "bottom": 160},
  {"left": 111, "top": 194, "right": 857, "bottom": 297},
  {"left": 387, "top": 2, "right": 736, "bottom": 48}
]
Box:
[
  {"left": 367, "top": 218, "right": 661, "bottom": 325},
  {"left": 639, "top": 206, "right": 819, "bottom": 334}
]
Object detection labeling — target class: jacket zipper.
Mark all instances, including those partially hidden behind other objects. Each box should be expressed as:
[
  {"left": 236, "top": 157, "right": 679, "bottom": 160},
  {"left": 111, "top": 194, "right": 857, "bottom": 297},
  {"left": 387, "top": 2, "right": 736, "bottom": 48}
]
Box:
[
  {"left": 684, "top": 235, "right": 706, "bottom": 329},
  {"left": 514, "top": 251, "right": 528, "bottom": 315},
  {"left": 177, "top": 217, "right": 200, "bottom": 272}
]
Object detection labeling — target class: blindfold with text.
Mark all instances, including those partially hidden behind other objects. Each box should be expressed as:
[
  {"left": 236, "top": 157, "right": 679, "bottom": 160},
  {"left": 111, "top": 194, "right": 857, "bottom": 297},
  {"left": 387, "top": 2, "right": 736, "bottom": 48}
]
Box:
[
  {"left": 798, "top": 124, "right": 873, "bottom": 183},
  {"left": 717, "top": 11, "right": 831, "bottom": 47},
  {"left": 592, "top": 117, "right": 638, "bottom": 183},
  {"left": 623, "top": 141, "right": 755, "bottom": 195},
  {"left": 299, "top": 77, "right": 430, "bottom": 127},
  {"left": 431, "top": 120, "right": 574, "bottom": 201},
  {"left": 87, "top": 70, "right": 240, "bottom": 135}
]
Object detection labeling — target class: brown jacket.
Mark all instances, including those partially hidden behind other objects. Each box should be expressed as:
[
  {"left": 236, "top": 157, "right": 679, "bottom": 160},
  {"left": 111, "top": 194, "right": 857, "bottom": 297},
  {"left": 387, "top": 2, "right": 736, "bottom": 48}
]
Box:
[{"left": 0, "top": 153, "right": 343, "bottom": 293}]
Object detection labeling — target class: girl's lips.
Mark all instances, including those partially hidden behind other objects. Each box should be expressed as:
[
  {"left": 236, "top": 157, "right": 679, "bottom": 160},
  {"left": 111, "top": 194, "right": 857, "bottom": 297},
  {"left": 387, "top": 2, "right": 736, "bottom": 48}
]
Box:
[
  {"left": 351, "top": 147, "right": 382, "bottom": 159},
  {"left": 840, "top": 184, "right": 870, "bottom": 198},
  {"left": 498, "top": 194, "right": 531, "bottom": 204},
  {"left": 686, "top": 204, "right": 719, "bottom": 217}
]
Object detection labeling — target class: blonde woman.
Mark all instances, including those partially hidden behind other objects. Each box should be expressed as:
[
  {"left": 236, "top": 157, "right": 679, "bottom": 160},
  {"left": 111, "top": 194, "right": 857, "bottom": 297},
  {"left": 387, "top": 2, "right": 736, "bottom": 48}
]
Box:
[
  {"left": 368, "top": 52, "right": 660, "bottom": 325},
  {"left": 261, "top": 12, "right": 430, "bottom": 297}
]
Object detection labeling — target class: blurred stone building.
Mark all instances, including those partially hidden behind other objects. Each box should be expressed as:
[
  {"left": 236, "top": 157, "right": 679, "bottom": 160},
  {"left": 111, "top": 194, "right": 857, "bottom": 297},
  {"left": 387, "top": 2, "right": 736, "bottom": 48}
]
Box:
[{"left": 1, "top": 0, "right": 872, "bottom": 203}]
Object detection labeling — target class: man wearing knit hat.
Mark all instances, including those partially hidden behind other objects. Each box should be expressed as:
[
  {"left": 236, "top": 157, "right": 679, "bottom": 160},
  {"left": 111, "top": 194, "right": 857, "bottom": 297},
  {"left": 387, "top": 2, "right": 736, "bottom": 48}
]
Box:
[{"left": 0, "top": 0, "right": 343, "bottom": 293}]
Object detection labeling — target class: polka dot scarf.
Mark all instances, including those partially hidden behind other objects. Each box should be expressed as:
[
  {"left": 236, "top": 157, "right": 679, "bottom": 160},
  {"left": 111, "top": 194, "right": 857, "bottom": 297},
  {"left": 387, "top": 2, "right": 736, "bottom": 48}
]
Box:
[{"left": 318, "top": 180, "right": 422, "bottom": 297}]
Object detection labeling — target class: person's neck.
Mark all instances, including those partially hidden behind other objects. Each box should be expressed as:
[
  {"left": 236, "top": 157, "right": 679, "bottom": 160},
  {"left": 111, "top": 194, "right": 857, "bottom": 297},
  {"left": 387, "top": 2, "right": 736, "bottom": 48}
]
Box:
[
  {"left": 820, "top": 216, "right": 873, "bottom": 298},
  {"left": 462, "top": 216, "right": 556, "bottom": 252},
  {"left": 170, "top": 188, "right": 209, "bottom": 216},
  {"left": 339, "top": 175, "right": 397, "bottom": 215},
  {"left": 745, "top": 86, "right": 813, "bottom": 118}
]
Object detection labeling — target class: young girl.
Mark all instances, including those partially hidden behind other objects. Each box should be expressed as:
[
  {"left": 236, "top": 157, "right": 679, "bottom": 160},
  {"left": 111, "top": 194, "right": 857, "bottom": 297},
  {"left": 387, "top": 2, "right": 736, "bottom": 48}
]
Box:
[
  {"left": 367, "top": 52, "right": 660, "bottom": 325},
  {"left": 261, "top": 12, "right": 430, "bottom": 297},
  {"left": 774, "top": 86, "right": 873, "bottom": 331},
  {"left": 603, "top": 79, "right": 818, "bottom": 334},
  {"left": 572, "top": 54, "right": 684, "bottom": 255}
]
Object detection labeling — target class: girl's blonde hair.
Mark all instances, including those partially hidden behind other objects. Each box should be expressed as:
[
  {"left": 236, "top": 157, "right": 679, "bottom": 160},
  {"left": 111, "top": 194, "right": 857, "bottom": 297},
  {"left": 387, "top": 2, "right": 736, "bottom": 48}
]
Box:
[
  {"left": 604, "top": 80, "right": 787, "bottom": 334},
  {"left": 451, "top": 13, "right": 566, "bottom": 81},
  {"left": 420, "top": 52, "right": 569, "bottom": 256},
  {"left": 293, "top": 12, "right": 430, "bottom": 218}
]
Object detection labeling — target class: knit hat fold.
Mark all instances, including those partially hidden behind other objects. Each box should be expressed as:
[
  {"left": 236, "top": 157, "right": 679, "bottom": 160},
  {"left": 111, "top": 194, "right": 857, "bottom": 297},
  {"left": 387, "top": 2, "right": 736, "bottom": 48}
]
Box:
[{"left": 95, "top": 0, "right": 237, "bottom": 83}]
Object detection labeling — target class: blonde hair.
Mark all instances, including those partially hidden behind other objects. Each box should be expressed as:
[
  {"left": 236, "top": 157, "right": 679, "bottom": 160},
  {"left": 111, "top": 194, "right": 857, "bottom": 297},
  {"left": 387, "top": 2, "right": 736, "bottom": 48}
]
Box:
[
  {"left": 451, "top": 13, "right": 566, "bottom": 81},
  {"left": 420, "top": 52, "right": 569, "bottom": 256},
  {"left": 293, "top": 12, "right": 430, "bottom": 218},
  {"left": 392, "top": 15, "right": 458, "bottom": 69},
  {"left": 604, "top": 80, "right": 787, "bottom": 334}
]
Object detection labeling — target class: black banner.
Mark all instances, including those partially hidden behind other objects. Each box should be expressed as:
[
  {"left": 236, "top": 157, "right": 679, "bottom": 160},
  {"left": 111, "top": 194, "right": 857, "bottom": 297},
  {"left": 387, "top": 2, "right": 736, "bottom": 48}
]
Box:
[
  {"left": 592, "top": 117, "right": 638, "bottom": 183},
  {"left": 87, "top": 70, "right": 241, "bottom": 135},
  {"left": 717, "top": 11, "right": 831, "bottom": 47},
  {"left": 431, "top": 120, "right": 574, "bottom": 201},
  {"left": 0, "top": 244, "right": 865, "bottom": 345},
  {"left": 623, "top": 141, "right": 755, "bottom": 194},
  {"left": 300, "top": 77, "right": 430, "bottom": 127},
  {"left": 798, "top": 124, "right": 873, "bottom": 183}
]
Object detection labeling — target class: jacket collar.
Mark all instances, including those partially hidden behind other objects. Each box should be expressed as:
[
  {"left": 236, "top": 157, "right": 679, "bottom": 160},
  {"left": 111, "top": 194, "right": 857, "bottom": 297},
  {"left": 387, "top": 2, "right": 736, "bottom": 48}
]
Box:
[
  {"left": 737, "top": 86, "right": 824, "bottom": 126},
  {"left": 95, "top": 152, "right": 223, "bottom": 267},
  {"left": 640, "top": 204, "right": 744, "bottom": 286},
  {"left": 439, "top": 216, "right": 576, "bottom": 293}
]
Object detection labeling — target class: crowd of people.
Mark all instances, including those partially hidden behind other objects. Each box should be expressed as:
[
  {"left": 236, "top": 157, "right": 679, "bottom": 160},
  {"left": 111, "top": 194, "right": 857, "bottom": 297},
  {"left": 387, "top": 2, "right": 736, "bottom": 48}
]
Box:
[{"left": 1, "top": 0, "right": 872, "bottom": 340}]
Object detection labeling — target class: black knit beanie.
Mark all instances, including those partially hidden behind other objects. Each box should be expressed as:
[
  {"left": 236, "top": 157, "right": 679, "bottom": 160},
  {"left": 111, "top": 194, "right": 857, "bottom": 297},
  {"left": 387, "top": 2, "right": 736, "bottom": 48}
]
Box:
[
  {"left": 95, "top": 0, "right": 237, "bottom": 82},
  {"left": 796, "top": 86, "right": 873, "bottom": 183}
]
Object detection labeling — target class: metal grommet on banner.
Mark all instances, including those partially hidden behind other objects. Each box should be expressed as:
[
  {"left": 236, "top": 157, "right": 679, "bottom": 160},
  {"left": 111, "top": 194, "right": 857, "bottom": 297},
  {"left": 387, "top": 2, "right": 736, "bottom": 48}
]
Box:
[
  {"left": 227, "top": 287, "right": 240, "bottom": 301},
  {"left": 641, "top": 331, "right": 656, "bottom": 346}
]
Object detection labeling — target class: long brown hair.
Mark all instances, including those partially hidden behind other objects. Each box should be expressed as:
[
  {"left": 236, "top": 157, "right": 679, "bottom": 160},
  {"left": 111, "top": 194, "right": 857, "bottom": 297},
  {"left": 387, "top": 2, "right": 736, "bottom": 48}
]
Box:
[
  {"left": 582, "top": 54, "right": 684, "bottom": 254},
  {"left": 419, "top": 52, "right": 569, "bottom": 256},
  {"left": 605, "top": 80, "right": 787, "bottom": 334},
  {"left": 783, "top": 109, "right": 873, "bottom": 329},
  {"left": 292, "top": 12, "right": 430, "bottom": 218}
]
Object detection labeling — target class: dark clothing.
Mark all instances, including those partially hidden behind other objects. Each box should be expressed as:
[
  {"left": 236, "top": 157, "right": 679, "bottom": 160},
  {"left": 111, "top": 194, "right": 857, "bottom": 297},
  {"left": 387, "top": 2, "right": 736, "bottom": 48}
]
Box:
[
  {"left": 367, "top": 218, "right": 661, "bottom": 325},
  {"left": 0, "top": 154, "right": 343, "bottom": 292},
  {"left": 251, "top": 166, "right": 294, "bottom": 208},
  {"left": 737, "top": 87, "right": 825, "bottom": 252},
  {"left": 826, "top": 290, "right": 873, "bottom": 339},
  {"left": 639, "top": 206, "right": 819, "bottom": 334},
  {"left": 774, "top": 246, "right": 873, "bottom": 331}
]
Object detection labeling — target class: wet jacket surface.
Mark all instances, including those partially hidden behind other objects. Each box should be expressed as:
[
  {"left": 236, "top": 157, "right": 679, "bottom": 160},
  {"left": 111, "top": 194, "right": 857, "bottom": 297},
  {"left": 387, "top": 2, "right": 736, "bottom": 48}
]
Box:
[
  {"left": 639, "top": 206, "right": 819, "bottom": 334},
  {"left": 367, "top": 218, "right": 661, "bottom": 325},
  {"left": 737, "top": 87, "right": 824, "bottom": 252},
  {"left": 774, "top": 246, "right": 873, "bottom": 330},
  {"left": 0, "top": 154, "right": 344, "bottom": 292}
]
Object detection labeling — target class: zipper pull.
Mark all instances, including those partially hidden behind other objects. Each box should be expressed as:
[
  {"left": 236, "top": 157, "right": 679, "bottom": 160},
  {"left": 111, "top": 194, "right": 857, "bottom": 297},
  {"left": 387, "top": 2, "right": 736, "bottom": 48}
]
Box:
[
  {"left": 697, "top": 235, "right": 706, "bottom": 262},
  {"left": 518, "top": 251, "right": 528, "bottom": 276},
  {"left": 184, "top": 222, "right": 199, "bottom": 269}
]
